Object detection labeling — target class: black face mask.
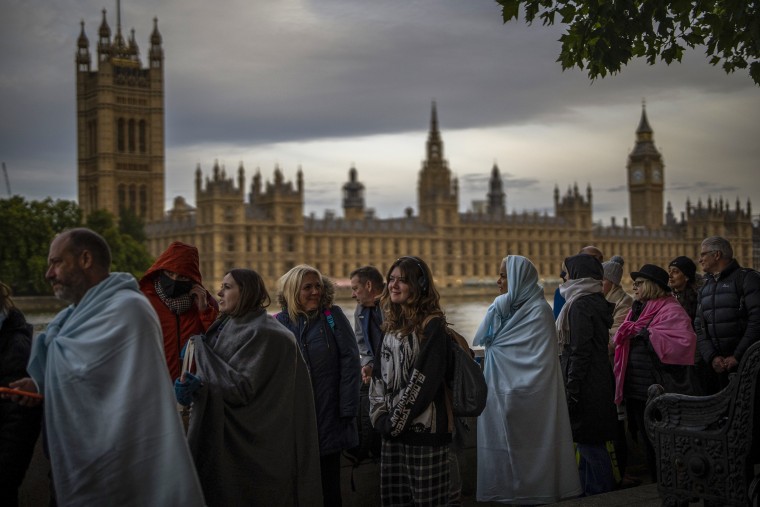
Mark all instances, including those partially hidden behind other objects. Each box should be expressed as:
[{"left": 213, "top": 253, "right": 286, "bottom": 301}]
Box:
[{"left": 159, "top": 272, "right": 193, "bottom": 298}]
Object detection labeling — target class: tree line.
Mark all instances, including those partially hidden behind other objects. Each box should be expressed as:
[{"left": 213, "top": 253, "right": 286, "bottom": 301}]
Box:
[{"left": 0, "top": 197, "right": 153, "bottom": 295}]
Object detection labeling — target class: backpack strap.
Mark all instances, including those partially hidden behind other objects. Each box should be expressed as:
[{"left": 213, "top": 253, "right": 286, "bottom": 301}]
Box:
[{"left": 324, "top": 308, "right": 335, "bottom": 332}]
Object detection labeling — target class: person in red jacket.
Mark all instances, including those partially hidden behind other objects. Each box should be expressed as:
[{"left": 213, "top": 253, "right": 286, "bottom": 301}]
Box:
[{"left": 140, "top": 242, "right": 218, "bottom": 380}]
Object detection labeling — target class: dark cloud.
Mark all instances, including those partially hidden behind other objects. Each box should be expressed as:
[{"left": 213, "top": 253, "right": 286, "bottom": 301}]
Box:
[
  {"left": 1, "top": 0, "right": 757, "bottom": 222},
  {"left": 668, "top": 181, "right": 740, "bottom": 195}
]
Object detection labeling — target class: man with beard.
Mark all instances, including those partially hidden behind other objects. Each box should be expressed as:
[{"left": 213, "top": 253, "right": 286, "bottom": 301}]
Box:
[{"left": 4, "top": 228, "right": 204, "bottom": 505}]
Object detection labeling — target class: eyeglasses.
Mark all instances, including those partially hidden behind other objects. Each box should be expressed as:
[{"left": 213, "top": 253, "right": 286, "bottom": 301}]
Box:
[
  {"left": 632, "top": 280, "right": 645, "bottom": 288},
  {"left": 699, "top": 250, "right": 717, "bottom": 258}
]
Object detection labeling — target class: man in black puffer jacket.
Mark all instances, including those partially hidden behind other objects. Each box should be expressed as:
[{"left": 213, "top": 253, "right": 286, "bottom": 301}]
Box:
[{"left": 695, "top": 236, "right": 760, "bottom": 393}]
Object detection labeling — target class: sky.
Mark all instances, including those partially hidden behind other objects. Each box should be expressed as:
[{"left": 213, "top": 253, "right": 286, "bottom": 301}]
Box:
[{"left": 1, "top": 0, "right": 758, "bottom": 226}]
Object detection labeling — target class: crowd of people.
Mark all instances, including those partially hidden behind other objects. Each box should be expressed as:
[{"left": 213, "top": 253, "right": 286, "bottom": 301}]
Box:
[{"left": 1, "top": 228, "right": 759, "bottom": 506}]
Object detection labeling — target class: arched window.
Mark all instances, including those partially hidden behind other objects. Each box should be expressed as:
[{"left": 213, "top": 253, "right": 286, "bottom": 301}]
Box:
[
  {"left": 88, "top": 120, "right": 97, "bottom": 156},
  {"left": 139, "top": 120, "right": 147, "bottom": 153},
  {"left": 129, "top": 184, "right": 136, "bottom": 212},
  {"left": 139, "top": 185, "right": 147, "bottom": 217},
  {"left": 117, "top": 118, "right": 125, "bottom": 152},
  {"left": 128, "top": 119, "right": 136, "bottom": 153}
]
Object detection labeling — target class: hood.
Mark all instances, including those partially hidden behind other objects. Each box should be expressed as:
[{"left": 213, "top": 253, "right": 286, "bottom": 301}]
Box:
[
  {"left": 140, "top": 242, "right": 204, "bottom": 285},
  {"left": 565, "top": 253, "right": 603, "bottom": 280}
]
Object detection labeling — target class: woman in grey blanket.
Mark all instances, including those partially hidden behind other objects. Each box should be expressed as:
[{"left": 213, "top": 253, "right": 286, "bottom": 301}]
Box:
[{"left": 177, "top": 268, "right": 322, "bottom": 507}]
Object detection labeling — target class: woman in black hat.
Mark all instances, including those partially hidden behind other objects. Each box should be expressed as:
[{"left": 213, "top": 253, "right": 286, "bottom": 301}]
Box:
[{"left": 611, "top": 264, "right": 697, "bottom": 481}]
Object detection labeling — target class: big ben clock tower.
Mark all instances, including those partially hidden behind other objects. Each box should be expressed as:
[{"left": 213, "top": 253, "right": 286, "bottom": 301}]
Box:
[{"left": 627, "top": 103, "right": 664, "bottom": 229}]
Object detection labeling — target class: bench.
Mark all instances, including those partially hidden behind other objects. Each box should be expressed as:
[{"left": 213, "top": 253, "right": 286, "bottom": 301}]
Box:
[{"left": 644, "top": 340, "right": 760, "bottom": 506}]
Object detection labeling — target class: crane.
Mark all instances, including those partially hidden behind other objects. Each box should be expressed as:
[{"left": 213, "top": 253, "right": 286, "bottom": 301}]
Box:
[{"left": 2, "top": 162, "right": 10, "bottom": 196}]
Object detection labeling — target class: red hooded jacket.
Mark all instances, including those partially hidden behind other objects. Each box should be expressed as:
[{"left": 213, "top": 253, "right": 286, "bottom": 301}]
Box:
[{"left": 139, "top": 242, "right": 218, "bottom": 380}]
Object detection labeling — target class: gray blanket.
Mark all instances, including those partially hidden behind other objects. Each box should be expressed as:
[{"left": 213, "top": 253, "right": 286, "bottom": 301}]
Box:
[{"left": 187, "top": 308, "right": 322, "bottom": 506}]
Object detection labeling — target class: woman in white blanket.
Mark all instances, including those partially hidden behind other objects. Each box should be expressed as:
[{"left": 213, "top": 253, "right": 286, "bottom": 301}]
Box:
[
  {"left": 177, "top": 268, "right": 322, "bottom": 506},
  {"left": 473, "top": 255, "right": 581, "bottom": 504}
]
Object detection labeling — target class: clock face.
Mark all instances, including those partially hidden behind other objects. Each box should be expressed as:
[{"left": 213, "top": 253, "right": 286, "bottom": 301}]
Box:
[
  {"left": 632, "top": 169, "right": 644, "bottom": 182},
  {"left": 652, "top": 169, "right": 661, "bottom": 182}
]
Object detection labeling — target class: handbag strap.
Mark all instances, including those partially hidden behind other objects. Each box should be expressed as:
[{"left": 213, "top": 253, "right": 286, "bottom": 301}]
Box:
[{"left": 181, "top": 338, "right": 195, "bottom": 376}]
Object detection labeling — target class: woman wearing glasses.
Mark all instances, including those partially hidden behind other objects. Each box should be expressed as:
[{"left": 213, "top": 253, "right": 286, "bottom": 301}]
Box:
[
  {"left": 369, "top": 256, "right": 452, "bottom": 506},
  {"left": 612, "top": 264, "right": 696, "bottom": 482}
]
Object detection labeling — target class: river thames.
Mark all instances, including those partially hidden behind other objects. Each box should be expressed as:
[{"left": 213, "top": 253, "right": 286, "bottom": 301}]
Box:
[{"left": 22, "top": 290, "right": 557, "bottom": 349}]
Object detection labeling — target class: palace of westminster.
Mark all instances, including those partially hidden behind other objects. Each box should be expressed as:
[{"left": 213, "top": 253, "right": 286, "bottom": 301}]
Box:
[{"left": 75, "top": 10, "right": 756, "bottom": 290}]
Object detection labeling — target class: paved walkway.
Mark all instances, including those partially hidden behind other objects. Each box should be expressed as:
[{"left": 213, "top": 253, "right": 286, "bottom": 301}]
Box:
[{"left": 21, "top": 432, "right": 665, "bottom": 506}]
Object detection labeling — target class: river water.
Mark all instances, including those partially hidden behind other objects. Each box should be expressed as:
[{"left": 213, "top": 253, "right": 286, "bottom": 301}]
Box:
[{"left": 25, "top": 294, "right": 548, "bottom": 348}]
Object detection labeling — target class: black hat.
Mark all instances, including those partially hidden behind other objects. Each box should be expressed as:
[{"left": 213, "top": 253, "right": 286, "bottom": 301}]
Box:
[
  {"left": 668, "top": 256, "right": 697, "bottom": 282},
  {"left": 630, "top": 264, "right": 671, "bottom": 292}
]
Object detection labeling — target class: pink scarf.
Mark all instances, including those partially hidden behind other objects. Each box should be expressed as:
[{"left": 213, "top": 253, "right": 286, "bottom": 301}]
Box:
[{"left": 612, "top": 296, "right": 696, "bottom": 404}]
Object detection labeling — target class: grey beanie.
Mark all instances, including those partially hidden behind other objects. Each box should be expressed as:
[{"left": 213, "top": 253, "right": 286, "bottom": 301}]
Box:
[{"left": 602, "top": 255, "right": 625, "bottom": 286}]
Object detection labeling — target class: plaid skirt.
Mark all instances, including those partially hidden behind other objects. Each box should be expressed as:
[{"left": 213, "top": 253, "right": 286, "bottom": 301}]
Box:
[{"left": 380, "top": 439, "right": 450, "bottom": 506}]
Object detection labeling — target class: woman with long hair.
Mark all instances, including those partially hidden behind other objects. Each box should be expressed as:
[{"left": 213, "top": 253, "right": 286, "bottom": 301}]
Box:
[
  {"left": 369, "top": 256, "right": 452, "bottom": 506},
  {"left": 474, "top": 255, "right": 581, "bottom": 504},
  {"left": 275, "top": 265, "right": 360, "bottom": 507},
  {"left": 178, "top": 269, "right": 322, "bottom": 506}
]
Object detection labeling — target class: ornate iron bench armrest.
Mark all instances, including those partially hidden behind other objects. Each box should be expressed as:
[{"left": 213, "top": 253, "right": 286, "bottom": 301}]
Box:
[{"left": 645, "top": 384, "right": 734, "bottom": 441}]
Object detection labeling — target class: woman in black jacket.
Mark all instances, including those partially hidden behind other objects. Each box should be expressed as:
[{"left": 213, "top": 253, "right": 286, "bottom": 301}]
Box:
[
  {"left": 275, "top": 265, "right": 360, "bottom": 507},
  {"left": 556, "top": 254, "right": 618, "bottom": 496},
  {"left": 0, "top": 282, "right": 42, "bottom": 506}
]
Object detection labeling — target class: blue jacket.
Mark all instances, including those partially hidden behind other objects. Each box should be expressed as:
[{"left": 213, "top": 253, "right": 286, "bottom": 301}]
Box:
[
  {"left": 353, "top": 303, "right": 383, "bottom": 372},
  {"left": 276, "top": 305, "right": 360, "bottom": 455}
]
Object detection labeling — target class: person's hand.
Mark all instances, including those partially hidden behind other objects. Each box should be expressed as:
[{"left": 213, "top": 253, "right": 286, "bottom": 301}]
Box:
[
  {"left": 361, "top": 364, "right": 373, "bottom": 384},
  {"left": 174, "top": 372, "right": 203, "bottom": 406},
  {"left": 724, "top": 355, "right": 739, "bottom": 371},
  {"left": 4, "top": 378, "right": 42, "bottom": 407},
  {"left": 712, "top": 356, "right": 726, "bottom": 374},
  {"left": 632, "top": 328, "right": 650, "bottom": 342},
  {"left": 190, "top": 285, "right": 208, "bottom": 312}
]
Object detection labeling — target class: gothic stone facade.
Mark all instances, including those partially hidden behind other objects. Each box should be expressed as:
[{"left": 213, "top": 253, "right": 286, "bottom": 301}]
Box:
[
  {"left": 76, "top": 11, "right": 165, "bottom": 222},
  {"left": 75, "top": 12, "right": 753, "bottom": 290},
  {"left": 144, "top": 104, "right": 754, "bottom": 290}
]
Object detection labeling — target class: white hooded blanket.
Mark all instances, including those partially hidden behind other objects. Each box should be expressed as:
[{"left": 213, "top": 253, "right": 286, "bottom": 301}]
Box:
[
  {"left": 473, "top": 256, "right": 581, "bottom": 504},
  {"left": 28, "top": 273, "right": 204, "bottom": 506}
]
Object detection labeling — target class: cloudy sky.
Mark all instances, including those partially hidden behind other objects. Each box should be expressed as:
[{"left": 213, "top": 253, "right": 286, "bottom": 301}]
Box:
[{"left": 2, "top": 0, "right": 758, "bottom": 225}]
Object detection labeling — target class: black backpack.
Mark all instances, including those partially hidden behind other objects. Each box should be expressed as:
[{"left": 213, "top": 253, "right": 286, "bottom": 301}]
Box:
[{"left": 446, "top": 327, "right": 487, "bottom": 417}]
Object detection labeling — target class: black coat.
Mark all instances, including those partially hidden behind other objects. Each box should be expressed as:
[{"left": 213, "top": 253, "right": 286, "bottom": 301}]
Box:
[
  {"left": 276, "top": 306, "right": 361, "bottom": 456},
  {"left": 696, "top": 260, "right": 760, "bottom": 363},
  {"left": 624, "top": 334, "right": 657, "bottom": 401},
  {"left": 560, "top": 293, "right": 618, "bottom": 444},
  {"left": 0, "top": 308, "right": 42, "bottom": 501}
]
